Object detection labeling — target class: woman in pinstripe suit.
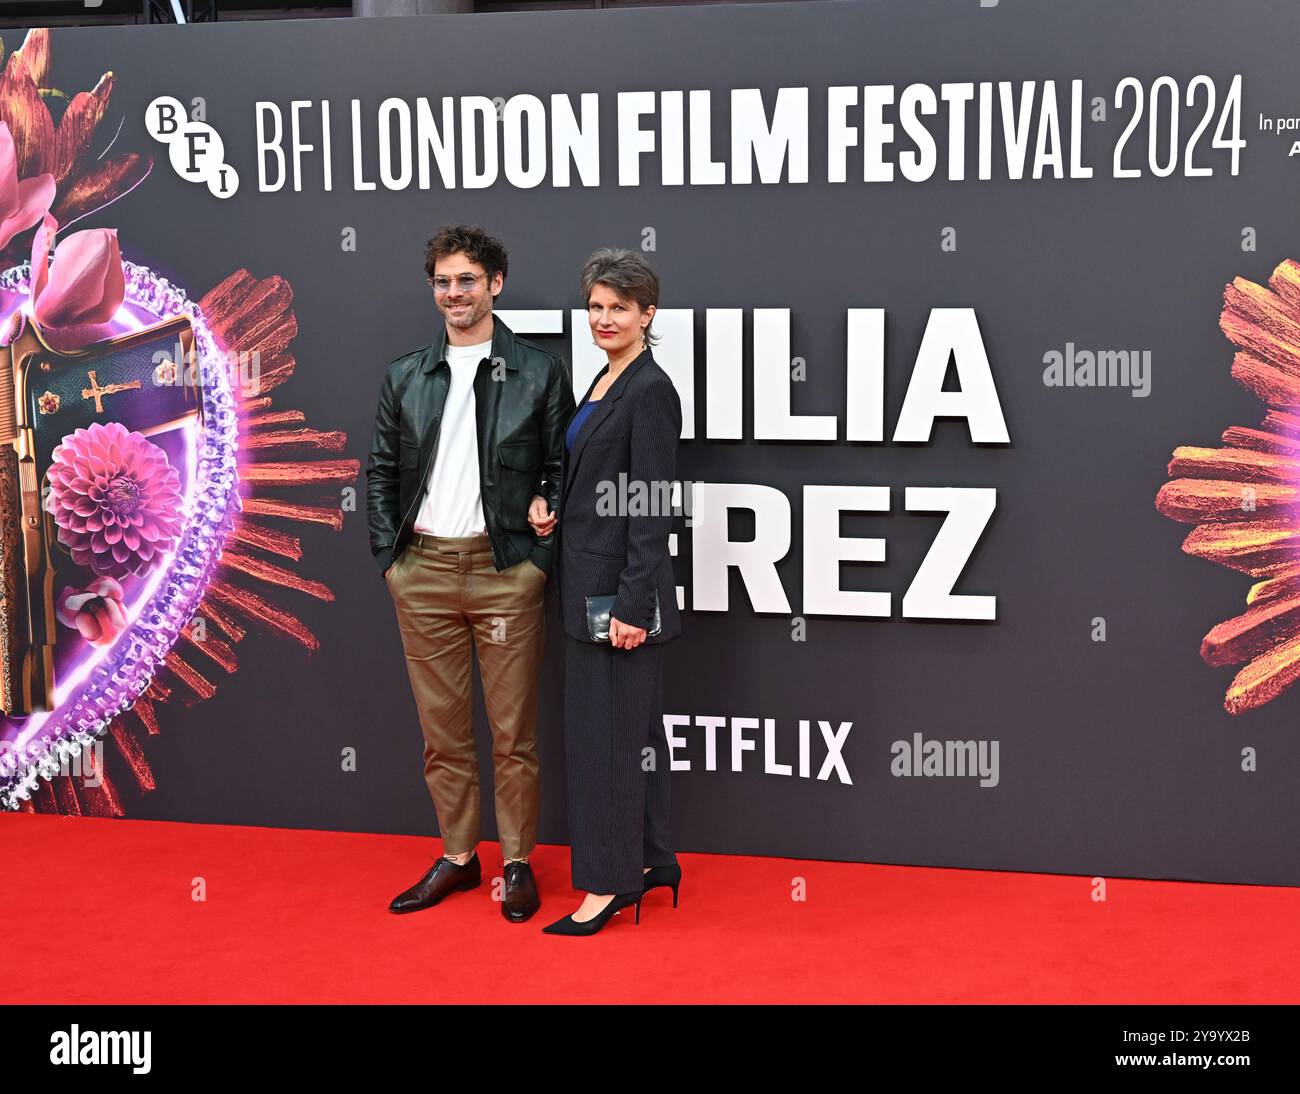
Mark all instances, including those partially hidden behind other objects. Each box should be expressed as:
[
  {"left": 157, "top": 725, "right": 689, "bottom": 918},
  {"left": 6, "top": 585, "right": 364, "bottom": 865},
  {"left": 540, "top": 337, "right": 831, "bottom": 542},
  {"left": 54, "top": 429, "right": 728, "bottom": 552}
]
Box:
[{"left": 531, "top": 249, "right": 684, "bottom": 936}]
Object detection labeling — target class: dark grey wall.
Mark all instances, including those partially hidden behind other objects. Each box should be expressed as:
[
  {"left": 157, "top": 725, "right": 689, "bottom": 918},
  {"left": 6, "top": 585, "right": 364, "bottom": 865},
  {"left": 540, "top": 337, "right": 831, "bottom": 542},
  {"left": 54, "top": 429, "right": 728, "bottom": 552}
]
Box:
[{"left": 7, "top": 0, "right": 1300, "bottom": 885}]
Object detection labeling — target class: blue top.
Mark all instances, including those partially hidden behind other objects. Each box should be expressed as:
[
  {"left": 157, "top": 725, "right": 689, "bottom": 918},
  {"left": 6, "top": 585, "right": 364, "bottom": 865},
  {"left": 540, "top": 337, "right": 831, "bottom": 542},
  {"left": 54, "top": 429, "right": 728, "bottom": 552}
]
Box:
[{"left": 566, "top": 398, "right": 600, "bottom": 452}]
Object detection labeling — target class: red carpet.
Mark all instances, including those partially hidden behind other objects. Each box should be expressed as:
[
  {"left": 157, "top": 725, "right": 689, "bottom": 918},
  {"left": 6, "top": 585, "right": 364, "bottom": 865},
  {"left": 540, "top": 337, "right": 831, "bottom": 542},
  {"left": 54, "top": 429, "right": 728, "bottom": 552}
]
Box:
[{"left": 2, "top": 812, "right": 1298, "bottom": 1004}]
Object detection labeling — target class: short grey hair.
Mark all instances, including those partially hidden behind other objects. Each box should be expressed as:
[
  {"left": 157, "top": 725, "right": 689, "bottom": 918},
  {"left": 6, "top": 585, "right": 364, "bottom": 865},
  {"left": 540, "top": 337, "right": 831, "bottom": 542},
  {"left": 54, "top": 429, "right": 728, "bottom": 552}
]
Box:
[{"left": 579, "top": 248, "right": 661, "bottom": 347}]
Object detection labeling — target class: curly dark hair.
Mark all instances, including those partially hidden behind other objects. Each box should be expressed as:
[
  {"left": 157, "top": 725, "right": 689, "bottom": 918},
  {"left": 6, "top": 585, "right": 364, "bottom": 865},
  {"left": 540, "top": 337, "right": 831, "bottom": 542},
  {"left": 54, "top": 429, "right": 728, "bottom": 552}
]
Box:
[
  {"left": 423, "top": 224, "right": 509, "bottom": 284},
  {"left": 579, "top": 247, "right": 661, "bottom": 347}
]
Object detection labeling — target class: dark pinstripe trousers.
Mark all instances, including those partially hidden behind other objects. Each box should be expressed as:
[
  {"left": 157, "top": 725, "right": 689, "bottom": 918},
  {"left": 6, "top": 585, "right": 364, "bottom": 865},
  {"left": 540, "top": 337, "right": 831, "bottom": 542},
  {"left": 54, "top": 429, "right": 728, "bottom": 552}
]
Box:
[{"left": 563, "top": 634, "right": 677, "bottom": 894}]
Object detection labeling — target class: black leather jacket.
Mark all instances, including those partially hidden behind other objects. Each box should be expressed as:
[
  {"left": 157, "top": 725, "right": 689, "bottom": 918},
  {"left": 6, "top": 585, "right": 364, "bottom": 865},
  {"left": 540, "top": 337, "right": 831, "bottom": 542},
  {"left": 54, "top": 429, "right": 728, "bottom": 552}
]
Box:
[{"left": 366, "top": 313, "right": 574, "bottom": 576}]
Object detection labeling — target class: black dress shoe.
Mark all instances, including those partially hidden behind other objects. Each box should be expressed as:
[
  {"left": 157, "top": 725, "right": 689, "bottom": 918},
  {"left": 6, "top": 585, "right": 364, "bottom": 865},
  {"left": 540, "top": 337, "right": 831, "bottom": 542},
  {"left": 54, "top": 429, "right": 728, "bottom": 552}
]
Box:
[
  {"left": 388, "top": 852, "right": 481, "bottom": 914},
  {"left": 541, "top": 891, "right": 642, "bottom": 936},
  {"left": 501, "top": 861, "right": 541, "bottom": 922},
  {"left": 642, "top": 862, "right": 682, "bottom": 907}
]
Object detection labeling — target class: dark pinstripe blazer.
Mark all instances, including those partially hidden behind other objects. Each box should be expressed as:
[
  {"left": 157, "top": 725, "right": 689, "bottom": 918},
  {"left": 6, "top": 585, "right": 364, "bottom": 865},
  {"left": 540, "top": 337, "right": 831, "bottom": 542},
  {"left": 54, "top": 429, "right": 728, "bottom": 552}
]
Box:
[{"left": 555, "top": 347, "right": 683, "bottom": 644}]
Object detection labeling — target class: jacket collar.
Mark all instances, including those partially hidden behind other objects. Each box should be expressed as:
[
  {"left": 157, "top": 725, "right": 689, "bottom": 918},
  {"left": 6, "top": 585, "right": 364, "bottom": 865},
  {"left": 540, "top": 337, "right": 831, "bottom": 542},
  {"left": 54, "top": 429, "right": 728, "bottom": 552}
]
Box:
[
  {"left": 575, "top": 344, "right": 652, "bottom": 406},
  {"left": 424, "top": 312, "right": 517, "bottom": 372}
]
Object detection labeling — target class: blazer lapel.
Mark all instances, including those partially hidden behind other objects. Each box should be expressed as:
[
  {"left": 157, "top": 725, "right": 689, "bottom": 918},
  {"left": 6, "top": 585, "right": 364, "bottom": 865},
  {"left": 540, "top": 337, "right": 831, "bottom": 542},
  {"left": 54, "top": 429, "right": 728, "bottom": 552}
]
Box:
[
  {"left": 560, "top": 366, "right": 602, "bottom": 508},
  {"left": 565, "top": 365, "right": 607, "bottom": 433},
  {"left": 561, "top": 349, "right": 650, "bottom": 512}
]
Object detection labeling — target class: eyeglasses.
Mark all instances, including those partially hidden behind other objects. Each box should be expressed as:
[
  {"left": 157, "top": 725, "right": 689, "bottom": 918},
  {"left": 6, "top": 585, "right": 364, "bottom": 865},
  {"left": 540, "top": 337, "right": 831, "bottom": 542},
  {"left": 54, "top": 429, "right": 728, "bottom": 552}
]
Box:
[{"left": 428, "top": 273, "right": 489, "bottom": 294}]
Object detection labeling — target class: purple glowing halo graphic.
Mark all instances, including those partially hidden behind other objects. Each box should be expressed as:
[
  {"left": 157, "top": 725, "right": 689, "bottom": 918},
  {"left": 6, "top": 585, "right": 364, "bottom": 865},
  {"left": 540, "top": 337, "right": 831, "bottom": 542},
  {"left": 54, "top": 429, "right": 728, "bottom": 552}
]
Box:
[{"left": 0, "top": 257, "right": 240, "bottom": 809}]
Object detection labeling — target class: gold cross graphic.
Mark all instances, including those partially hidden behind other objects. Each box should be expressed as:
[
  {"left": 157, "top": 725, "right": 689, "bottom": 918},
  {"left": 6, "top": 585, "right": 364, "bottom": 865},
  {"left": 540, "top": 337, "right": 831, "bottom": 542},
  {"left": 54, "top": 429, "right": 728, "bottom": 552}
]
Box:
[{"left": 81, "top": 370, "right": 142, "bottom": 414}]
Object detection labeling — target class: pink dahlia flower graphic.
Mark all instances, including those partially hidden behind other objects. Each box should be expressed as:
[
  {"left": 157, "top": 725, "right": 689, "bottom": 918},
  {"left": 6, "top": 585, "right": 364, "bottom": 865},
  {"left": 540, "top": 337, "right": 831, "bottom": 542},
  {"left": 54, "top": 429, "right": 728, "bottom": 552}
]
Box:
[{"left": 45, "top": 421, "right": 184, "bottom": 578}]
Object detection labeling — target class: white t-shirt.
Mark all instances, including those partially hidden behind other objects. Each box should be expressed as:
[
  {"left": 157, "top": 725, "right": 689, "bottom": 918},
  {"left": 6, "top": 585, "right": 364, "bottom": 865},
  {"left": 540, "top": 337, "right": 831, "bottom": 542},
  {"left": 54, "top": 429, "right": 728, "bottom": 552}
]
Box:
[{"left": 412, "top": 338, "right": 491, "bottom": 536}]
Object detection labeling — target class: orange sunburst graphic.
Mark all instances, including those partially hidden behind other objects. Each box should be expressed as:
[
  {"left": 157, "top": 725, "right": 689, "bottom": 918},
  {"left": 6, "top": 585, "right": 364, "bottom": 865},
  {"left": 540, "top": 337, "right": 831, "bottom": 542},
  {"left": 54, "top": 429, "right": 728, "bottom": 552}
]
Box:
[
  {"left": 1, "top": 27, "right": 360, "bottom": 814},
  {"left": 1156, "top": 258, "right": 1300, "bottom": 714}
]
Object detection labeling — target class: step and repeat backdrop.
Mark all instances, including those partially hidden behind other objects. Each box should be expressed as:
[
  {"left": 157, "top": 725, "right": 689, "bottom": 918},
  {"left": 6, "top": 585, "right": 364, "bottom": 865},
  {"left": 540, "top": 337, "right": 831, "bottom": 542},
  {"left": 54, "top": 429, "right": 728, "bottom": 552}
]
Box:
[{"left": 3, "top": 0, "right": 1300, "bottom": 884}]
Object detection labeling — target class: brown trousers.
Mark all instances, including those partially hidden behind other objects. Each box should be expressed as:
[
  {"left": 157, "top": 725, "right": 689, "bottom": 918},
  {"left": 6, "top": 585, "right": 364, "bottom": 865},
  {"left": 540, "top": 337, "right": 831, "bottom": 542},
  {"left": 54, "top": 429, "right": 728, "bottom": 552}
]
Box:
[{"left": 385, "top": 532, "right": 546, "bottom": 861}]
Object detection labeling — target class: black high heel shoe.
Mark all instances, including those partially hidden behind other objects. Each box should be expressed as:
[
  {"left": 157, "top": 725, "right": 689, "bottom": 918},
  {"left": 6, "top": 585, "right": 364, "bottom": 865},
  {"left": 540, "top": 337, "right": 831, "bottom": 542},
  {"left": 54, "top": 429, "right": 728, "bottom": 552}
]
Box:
[
  {"left": 541, "top": 891, "right": 643, "bottom": 936},
  {"left": 642, "top": 862, "right": 682, "bottom": 907}
]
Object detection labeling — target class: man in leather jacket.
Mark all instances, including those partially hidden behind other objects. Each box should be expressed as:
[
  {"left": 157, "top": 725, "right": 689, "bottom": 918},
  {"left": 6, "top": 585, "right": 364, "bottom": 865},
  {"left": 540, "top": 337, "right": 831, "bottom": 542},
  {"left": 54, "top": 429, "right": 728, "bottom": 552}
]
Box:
[{"left": 367, "top": 225, "right": 574, "bottom": 923}]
